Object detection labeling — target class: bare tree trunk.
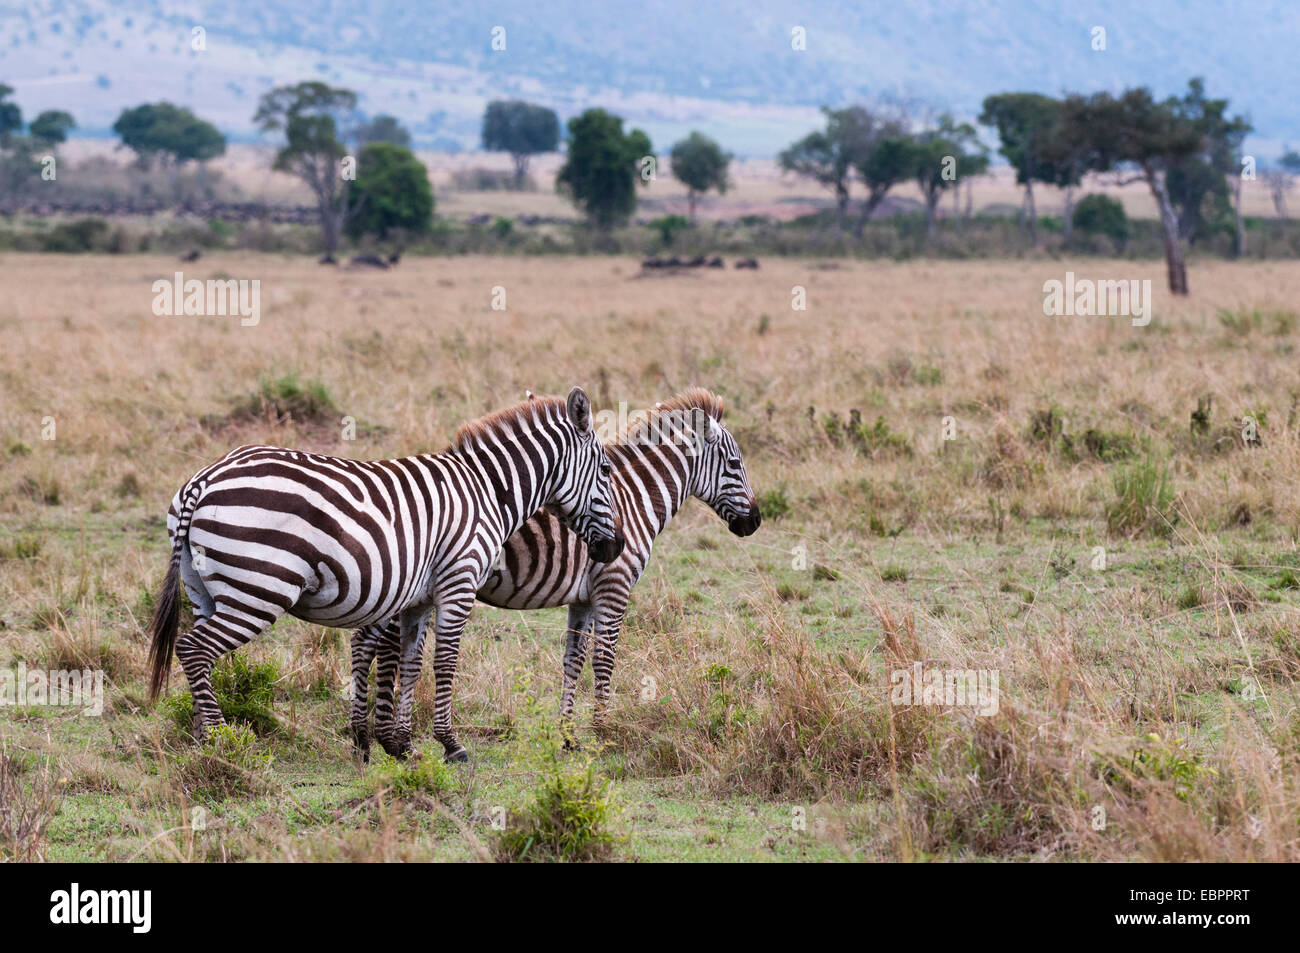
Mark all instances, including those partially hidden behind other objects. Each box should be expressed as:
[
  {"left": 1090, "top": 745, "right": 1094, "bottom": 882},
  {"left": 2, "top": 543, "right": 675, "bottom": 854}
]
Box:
[
  {"left": 513, "top": 154, "right": 528, "bottom": 189},
  {"left": 1024, "top": 179, "right": 1038, "bottom": 245},
  {"left": 834, "top": 185, "right": 848, "bottom": 236},
  {"left": 853, "top": 193, "right": 883, "bottom": 240},
  {"left": 1063, "top": 185, "right": 1075, "bottom": 244},
  {"left": 1234, "top": 171, "right": 1246, "bottom": 258},
  {"left": 965, "top": 177, "right": 973, "bottom": 219},
  {"left": 925, "top": 192, "right": 939, "bottom": 243},
  {"left": 1149, "top": 167, "right": 1189, "bottom": 295},
  {"left": 688, "top": 190, "right": 697, "bottom": 222}
]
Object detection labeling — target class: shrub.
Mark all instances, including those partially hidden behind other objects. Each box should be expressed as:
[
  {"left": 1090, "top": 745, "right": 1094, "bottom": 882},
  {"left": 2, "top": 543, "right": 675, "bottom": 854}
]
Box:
[
  {"left": 224, "top": 372, "right": 339, "bottom": 427},
  {"left": 495, "top": 757, "right": 623, "bottom": 862},
  {"left": 1072, "top": 194, "right": 1128, "bottom": 247},
  {"left": 173, "top": 723, "right": 274, "bottom": 801},
  {"left": 162, "top": 652, "right": 281, "bottom": 736},
  {"left": 1107, "top": 456, "right": 1175, "bottom": 537},
  {"left": 362, "top": 750, "right": 456, "bottom": 799},
  {"left": 0, "top": 754, "right": 61, "bottom": 861},
  {"left": 757, "top": 485, "right": 791, "bottom": 520}
]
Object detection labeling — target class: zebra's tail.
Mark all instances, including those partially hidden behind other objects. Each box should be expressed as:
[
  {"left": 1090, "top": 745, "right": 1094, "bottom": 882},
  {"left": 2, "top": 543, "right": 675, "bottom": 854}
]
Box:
[
  {"left": 148, "top": 482, "right": 200, "bottom": 702},
  {"left": 146, "top": 557, "right": 180, "bottom": 702}
]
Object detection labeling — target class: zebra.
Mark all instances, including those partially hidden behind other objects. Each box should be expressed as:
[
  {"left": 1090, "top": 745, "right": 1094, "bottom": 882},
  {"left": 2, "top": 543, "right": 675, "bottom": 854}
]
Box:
[
  {"left": 350, "top": 388, "right": 760, "bottom": 759},
  {"left": 146, "top": 387, "right": 624, "bottom": 763}
]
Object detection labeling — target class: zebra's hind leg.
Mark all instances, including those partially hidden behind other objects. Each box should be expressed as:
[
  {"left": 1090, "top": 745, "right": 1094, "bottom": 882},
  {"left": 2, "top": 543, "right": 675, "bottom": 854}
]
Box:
[
  {"left": 349, "top": 623, "right": 387, "bottom": 764},
  {"left": 174, "top": 609, "right": 268, "bottom": 742},
  {"left": 559, "top": 602, "right": 594, "bottom": 750}
]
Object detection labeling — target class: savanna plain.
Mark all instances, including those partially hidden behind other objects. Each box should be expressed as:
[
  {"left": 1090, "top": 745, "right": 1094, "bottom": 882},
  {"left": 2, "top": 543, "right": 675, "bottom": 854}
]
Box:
[{"left": 1, "top": 253, "right": 1298, "bottom": 862}]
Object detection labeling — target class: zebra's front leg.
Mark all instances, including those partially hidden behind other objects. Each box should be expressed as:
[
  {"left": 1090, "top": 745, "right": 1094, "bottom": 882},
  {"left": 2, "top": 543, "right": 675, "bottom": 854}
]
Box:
[
  {"left": 372, "top": 620, "right": 402, "bottom": 754},
  {"left": 388, "top": 606, "right": 432, "bottom": 760},
  {"left": 430, "top": 593, "right": 476, "bottom": 763},
  {"left": 590, "top": 601, "right": 627, "bottom": 732},
  {"left": 560, "top": 602, "right": 594, "bottom": 750},
  {"left": 349, "top": 623, "right": 385, "bottom": 764}
]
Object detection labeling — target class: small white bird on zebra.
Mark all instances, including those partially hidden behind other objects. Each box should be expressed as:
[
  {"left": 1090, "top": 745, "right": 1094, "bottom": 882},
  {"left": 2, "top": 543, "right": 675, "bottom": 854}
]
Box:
[
  {"left": 146, "top": 387, "right": 624, "bottom": 762},
  {"left": 350, "top": 388, "right": 760, "bottom": 759}
]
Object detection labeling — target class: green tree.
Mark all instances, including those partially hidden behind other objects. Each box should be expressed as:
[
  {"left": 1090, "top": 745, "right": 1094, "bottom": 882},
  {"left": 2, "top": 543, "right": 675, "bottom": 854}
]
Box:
[
  {"left": 669, "top": 131, "right": 731, "bottom": 220},
  {"left": 1057, "top": 85, "right": 1208, "bottom": 294},
  {"left": 482, "top": 100, "right": 560, "bottom": 188},
  {"left": 346, "top": 142, "right": 434, "bottom": 241},
  {"left": 556, "top": 108, "right": 652, "bottom": 230},
  {"left": 352, "top": 114, "right": 411, "bottom": 149},
  {"left": 979, "top": 92, "right": 1061, "bottom": 244},
  {"left": 254, "top": 81, "right": 358, "bottom": 258},
  {"left": 1162, "top": 79, "right": 1251, "bottom": 252},
  {"left": 0, "top": 84, "right": 22, "bottom": 145},
  {"left": 112, "top": 102, "right": 226, "bottom": 168},
  {"left": 779, "top": 106, "right": 879, "bottom": 234},
  {"left": 29, "top": 110, "right": 75, "bottom": 146},
  {"left": 907, "top": 115, "right": 989, "bottom": 242},
  {"left": 852, "top": 126, "right": 914, "bottom": 237}
]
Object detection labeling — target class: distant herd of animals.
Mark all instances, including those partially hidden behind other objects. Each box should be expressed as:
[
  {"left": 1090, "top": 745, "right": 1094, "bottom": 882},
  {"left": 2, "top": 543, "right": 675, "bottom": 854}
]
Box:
[
  {"left": 146, "top": 388, "right": 761, "bottom": 763},
  {"left": 177, "top": 249, "right": 758, "bottom": 272}
]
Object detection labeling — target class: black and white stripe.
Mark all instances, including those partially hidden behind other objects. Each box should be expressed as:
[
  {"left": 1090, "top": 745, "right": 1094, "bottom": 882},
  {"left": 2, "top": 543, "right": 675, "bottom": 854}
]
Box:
[
  {"left": 146, "top": 387, "right": 623, "bottom": 762},
  {"left": 350, "top": 388, "right": 759, "bottom": 757}
]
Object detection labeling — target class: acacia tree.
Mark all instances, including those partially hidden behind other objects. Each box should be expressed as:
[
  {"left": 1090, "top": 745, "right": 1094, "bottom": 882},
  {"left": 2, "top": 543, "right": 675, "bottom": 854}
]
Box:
[
  {"left": 112, "top": 102, "right": 225, "bottom": 168},
  {"left": 352, "top": 114, "right": 411, "bottom": 149},
  {"left": 254, "top": 82, "right": 358, "bottom": 259},
  {"left": 779, "top": 106, "right": 879, "bottom": 235},
  {"left": 979, "top": 93, "right": 1061, "bottom": 245},
  {"left": 1265, "top": 149, "right": 1300, "bottom": 218},
  {"left": 556, "top": 108, "right": 651, "bottom": 230},
  {"left": 482, "top": 100, "right": 559, "bottom": 188},
  {"left": 1163, "top": 79, "right": 1251, "bottom": 250},
  {"left": 0, "top": 85, "right": 21, "bottom": 145},
  {"left": 29, "top": 110, "right": 75, "bottom": 146},
  {"left": 1058, "top": 88, "right": 1203, "bottom": 294},
  {"left": 669, "top": 131, "right": 731, "bottom": 220},
  {"left": 906, "top": 116, "right": 988, "bottom": 243}
]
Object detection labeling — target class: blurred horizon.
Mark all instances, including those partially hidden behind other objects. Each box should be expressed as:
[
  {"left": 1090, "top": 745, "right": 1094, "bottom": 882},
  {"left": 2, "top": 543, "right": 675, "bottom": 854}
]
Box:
[{"left": 2, "top": 0, "right": 1297, "bottom": 159}]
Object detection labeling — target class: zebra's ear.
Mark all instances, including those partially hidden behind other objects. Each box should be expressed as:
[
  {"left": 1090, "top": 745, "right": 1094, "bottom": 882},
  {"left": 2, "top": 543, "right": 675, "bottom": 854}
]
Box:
[
  {"left": 526, "top": 390, "right": 535, "bottom": 402},
  {"left": 566, "top": 386, "right": 593, "bottom": 435},
  {"left": 695, "top": 411, "right": 720, "bottom": 446}
]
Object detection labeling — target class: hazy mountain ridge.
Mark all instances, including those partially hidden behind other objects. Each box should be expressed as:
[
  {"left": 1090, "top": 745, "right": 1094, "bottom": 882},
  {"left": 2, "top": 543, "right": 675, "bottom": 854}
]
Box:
[{"left": 3, "top": 0, "right": 1296, "bottom": 156}]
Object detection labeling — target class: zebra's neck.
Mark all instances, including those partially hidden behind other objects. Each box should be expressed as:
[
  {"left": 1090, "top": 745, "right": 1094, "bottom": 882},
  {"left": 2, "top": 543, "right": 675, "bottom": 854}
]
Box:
[
  {"left": 452, "top": 427, "right": 561, "bottom": 540},
  {"left": 608, "top": 436, "right": 696, "bottom": 541}
]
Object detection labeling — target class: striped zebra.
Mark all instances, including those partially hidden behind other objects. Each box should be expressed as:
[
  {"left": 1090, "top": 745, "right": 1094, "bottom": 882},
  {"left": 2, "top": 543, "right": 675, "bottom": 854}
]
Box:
[
  {"left": 350, "top": 388, "right": 760, "bottom": 759},
  {"left": 146, "top": 388, "right": 624, "bottom": 763}
]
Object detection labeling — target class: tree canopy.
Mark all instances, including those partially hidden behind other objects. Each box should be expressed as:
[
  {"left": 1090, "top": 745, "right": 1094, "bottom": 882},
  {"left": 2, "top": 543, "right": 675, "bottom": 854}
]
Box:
[
  {"left": 556, "top": 108, "right": 652, "bottom": 230},
  {"left": 346, "top": 142, "right": 434, "bottom": 241},
  {"left": 112, "top": 102, "right": 225, "bottom": 167},
  {"left": 482, "top": 100, "right": 560, "bottom": 186},
  {"left": 669, "top": 131, "right": 731, "bottom": 219}
]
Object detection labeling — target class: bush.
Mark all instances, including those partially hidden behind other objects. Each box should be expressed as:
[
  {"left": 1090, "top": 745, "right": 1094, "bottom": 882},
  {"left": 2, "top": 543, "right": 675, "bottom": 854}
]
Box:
[
  {"left": 162, "top": 652, "right": 281, "bottom": 736},
  {"left": 174, "top": 723, "right": 274, "bottom": 801},
  {"left": 495, "top": 757, "right": 623, "bottom": 862},
  {"left": 1072, "top": 194, "right": 1128, "bottom": 247},
  {"left": 757, "top": 485, "right": 791, "bottom": 520},
  {"left": 1106, "top": 456, "right": 1175, "bottom": 537},
  {"left": 223, "top": 372, "right": 339, "bottom": 428},
  {"left": 41, "top": 218, "right": 110, "bottom": 253},
  {"left": 362, "top": 750, "right": 456, "bottom": 799}
]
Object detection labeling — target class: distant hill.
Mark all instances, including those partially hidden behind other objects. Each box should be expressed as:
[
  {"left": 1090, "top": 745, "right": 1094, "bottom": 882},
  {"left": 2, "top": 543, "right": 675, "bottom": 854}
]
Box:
[{"left": 3, "top": 0, "right": 1296, "bottom": 157}]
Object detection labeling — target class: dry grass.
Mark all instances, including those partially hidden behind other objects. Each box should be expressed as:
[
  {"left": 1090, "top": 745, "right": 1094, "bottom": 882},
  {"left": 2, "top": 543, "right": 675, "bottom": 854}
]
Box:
[{"left": 1, "top": 253, "right": 1298, "bottom": 861}]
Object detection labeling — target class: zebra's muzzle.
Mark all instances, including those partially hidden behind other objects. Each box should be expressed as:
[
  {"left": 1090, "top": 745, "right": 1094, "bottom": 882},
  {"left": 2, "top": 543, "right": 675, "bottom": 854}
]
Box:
[
  {"left": 588, "top": 530, "right": 625, "bottom": 563},
  {"left": 728, "top": 503, "right": 762, "bottom": 537}
]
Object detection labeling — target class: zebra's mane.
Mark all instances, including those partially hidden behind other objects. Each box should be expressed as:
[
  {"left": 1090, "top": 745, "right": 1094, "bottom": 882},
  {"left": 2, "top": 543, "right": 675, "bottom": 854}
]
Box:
[
  {"left": 618, "top": 387, "right": 726, "bottom": 444},
  {"left": 451, "top": 396, "right": 568, "bottom": 451}
]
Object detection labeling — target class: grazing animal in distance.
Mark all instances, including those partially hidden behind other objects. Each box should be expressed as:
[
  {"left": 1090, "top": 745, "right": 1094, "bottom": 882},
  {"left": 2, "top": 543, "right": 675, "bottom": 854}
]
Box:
[
  {"left": 348, "top": 254, "right": 389, "bottom": 270},
  {"left": 734, "top": 257, "right": 759, "bottom": 269},
  {"left": 146, "top": 389, "right": 624, "bottom": 763},
  {"left": 351, "top": 388, "right": 761, "bottom": 758},
  {"left": 179, "top": 249, "right": 201, "bottom": 262}
]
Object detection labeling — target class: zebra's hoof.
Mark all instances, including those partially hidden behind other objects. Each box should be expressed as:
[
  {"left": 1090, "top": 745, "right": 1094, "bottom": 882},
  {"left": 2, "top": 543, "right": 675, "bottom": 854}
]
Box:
[{"left": 444, "top": 747, "right": 469, "bottom": 764}]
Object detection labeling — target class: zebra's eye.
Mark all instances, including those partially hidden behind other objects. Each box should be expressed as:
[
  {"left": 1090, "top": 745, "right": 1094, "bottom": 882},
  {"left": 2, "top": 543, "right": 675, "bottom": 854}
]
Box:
[
  {"left": 600, "top": 461, "right": 611, "bottom": 476},
  {"left": 728, "top": 456, "right": 741, "bottom": 469}
]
